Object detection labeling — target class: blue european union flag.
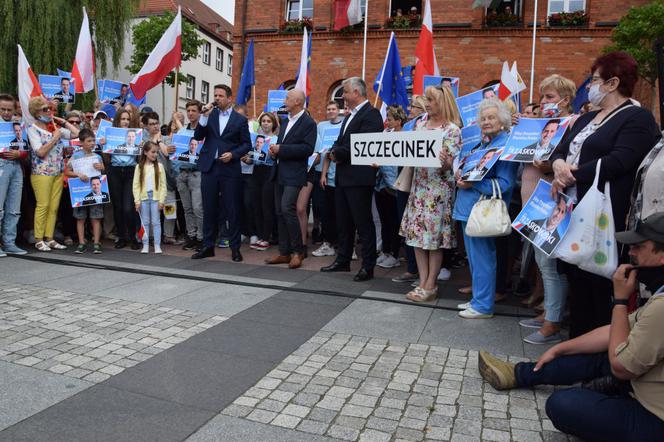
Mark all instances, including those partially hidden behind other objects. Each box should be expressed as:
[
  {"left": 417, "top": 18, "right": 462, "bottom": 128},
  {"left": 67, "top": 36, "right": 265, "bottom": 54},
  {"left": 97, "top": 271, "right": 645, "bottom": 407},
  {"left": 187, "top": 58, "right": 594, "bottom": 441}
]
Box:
[
  {"left": 373, "top": 34, "right": 409, "bottom": 114},
  {"left": 236, "top": 39, "right": 255, "bottom": 105},
  {"left": 572, "top": 75, "right": 591, "bottom": 114},
  {"left": 125, "top": 86, "right": 146, "bottom": 107}
]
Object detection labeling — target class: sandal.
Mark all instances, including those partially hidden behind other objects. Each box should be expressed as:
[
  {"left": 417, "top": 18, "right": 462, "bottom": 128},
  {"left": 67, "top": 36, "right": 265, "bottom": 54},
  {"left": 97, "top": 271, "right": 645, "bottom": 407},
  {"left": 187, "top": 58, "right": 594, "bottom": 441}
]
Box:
[
  {"left": 406, "top": 287, "right": 438, "bottom": 303},
  {"left": 46, "top": 240, "right": 67, "bottom": 250},
  {"left": 35, "top": 241, "right": 51, "bottom": 252},
  {"left": 458, "top": 286, "right": 472, "bottom": 295}
]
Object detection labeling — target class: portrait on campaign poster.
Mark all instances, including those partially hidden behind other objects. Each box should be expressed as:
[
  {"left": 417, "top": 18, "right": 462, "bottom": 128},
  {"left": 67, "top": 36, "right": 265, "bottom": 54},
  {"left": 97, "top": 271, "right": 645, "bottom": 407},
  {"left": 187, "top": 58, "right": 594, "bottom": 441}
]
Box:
[
  {"left": 95, "top": 119, "right": 111, "bottom": 145},
  {"left": 501, "top": 117, "right": 571, "bottom": 163},
  {"left": 0, "top": 121, "right": 28, "bottom": 152},
  {"left": 423, "top": 75, "right": 460, "bottom": 97},
  {"left": 454, "top": 124, "right": 483, "bottom": 174},
  {"left": 103, "top": 127, "right": 142, "bottom": 155},
  {"left": 460, "top": 147, "right": 503, "bottom": 182},
  {"left": 251, "top": 132, "right": 273, "bottom": 166},
  {"left": 267, "top": 90, "right": 288, "bottom": 114},
  {"left": 320, "top": 125, "right": 341, "bottom": 154},
  {"left": 455, "top": 84, "right": 499, "bottom": 126},
  {"left": 39, "top": 74, "right": 76, "bottom": 104},
  {"left": 512, "top": 179, "right": 573, "bottom": 256},
  {"left": 171, "top": 134, "right": 202, "bottom": 163},
  {"left": 98, "top": 79, "right": 125, "bottom": 103},
  {"left": 69, "top": 175, "right": 111, "bottom": 207}
]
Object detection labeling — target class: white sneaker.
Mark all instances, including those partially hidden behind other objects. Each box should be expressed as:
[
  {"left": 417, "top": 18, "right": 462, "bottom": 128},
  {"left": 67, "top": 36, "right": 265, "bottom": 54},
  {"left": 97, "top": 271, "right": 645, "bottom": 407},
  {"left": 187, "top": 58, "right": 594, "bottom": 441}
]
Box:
[
  {"left": 141, "top": 244, "right": 149, "bottom": 254},
  {"left": 458, "top": 306, "right": 493, "bottom": 319},
  {"left": 312, "top": 242, "right": 335, "bottom": 257},
  {"left": 378, "top": 255, "right": 400, "bottom": 269},
  {"left": 250, "top": 235, "right": 259, "bottom": 245},
  {"left": 376, "top": 253, "right": 387, "bottom": 265},
  {"left": 154, "top": 245, "right": 162, "bottom": 254},
  {"left": 352, "top": 249, "right": 358, "bottom": 260},
  {"left": 437, "top": 268, "right": 451, "bottom": 281},
  {"left": 457, "top": 302, "right": 471, "bottom": 310}
]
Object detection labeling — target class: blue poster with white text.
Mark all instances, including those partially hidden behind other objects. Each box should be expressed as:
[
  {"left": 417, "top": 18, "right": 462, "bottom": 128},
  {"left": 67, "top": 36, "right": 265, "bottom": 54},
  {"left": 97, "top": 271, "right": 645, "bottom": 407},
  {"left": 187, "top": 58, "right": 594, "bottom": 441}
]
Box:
[
  {"left": 423, "top": 75, "right": 460, "bottom": 97},
  {"left": 455, "top": 84, "right": 499, "bottom": 127},
  {"left": 501, "top": 117, "right": 571, "bottom": 162}
]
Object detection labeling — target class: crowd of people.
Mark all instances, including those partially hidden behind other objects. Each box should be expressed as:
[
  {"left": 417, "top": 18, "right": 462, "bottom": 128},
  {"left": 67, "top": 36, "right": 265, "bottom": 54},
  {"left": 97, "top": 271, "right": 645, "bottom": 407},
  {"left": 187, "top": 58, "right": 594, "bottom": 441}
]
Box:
[{"left": 0, "top": 49, "right": 663, "bottom": 440}]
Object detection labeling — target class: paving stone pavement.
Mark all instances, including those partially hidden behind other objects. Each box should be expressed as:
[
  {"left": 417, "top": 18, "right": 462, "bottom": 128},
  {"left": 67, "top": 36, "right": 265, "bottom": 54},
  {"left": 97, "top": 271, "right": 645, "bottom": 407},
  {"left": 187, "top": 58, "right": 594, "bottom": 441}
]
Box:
[
  {"left": 220, "top": 332, "right": 571, "bottom": 442},
  {"left": 0, "top": 280, "right": 226, "bottom": 384}
]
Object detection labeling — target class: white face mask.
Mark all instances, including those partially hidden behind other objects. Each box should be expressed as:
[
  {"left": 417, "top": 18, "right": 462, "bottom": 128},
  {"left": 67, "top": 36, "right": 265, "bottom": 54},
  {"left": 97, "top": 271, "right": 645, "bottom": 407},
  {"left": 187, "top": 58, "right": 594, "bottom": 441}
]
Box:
[
  {"left": 588, "top": 83, "right": 607, "bottom": 107},
  {"left": 541, "top": 99, "right": 564, "bottom": 118}
]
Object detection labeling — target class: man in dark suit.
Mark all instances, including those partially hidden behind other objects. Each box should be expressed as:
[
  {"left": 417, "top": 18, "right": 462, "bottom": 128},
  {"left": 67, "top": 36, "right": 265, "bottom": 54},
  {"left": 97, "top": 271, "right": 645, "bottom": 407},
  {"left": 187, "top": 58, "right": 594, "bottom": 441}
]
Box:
[
  {"left": 264, "top": 89, "right": 316, "bottom": 269},
  {"left": 518, "top": 193, "right": 568, "bottom": 255},
  {"left": 512, "top": 119, "right": 560, "bottom": 162},
  {"left": 82, "top": 177, "right": 110, "bottom": 206},
  {"left": 53, "top": 77, "right": 75, "bottom": 104},
  {"left": 191, "top": 84, "right": 251, "bottom": 262},
  {"left": 321, "top": 77, "right": 385, "bottom": 281},
  {"left": 114, "top": 129, "right": 139, "bottom": 155}
]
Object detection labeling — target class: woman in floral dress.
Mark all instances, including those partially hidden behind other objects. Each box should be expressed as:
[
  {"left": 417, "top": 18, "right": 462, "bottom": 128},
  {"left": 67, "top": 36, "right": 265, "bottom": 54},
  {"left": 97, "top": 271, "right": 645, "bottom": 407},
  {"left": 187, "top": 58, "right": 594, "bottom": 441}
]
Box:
[{"left": 400, "top": 86, "right": 461, "bottom": 302}]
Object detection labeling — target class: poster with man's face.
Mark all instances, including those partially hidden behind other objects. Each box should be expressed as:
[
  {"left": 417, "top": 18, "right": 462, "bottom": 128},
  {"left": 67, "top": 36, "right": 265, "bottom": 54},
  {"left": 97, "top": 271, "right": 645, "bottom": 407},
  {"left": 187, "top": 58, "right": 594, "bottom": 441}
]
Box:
[
  {"left": 170, "top": 133, "right": 202, "bottom": 163},
  {"left": 251, "top": 132, "right": 273, "bottom": 166},
  {"left": 500, "top": 117, "right": 571, "bottom": 163},
  {"left": 423, "top": 75, "right": 460, "bottom": 97},
  {"left": 103, "top": 127, "right": 142, "bottom": 155},
  {"left": 39, "top": 74, "right": 76, "bottom": 104},
  {"left": 459, "top": 147, "right": 503, "bottom": 182},
  {"left": 512, "top": 179, "right": 573, "bottom": 256},
  {"left": 455, "top": 84, "right": 499, "bottom": 127},
  {"left": 69, "top": 175, "right": 111, "bottom": 207}
]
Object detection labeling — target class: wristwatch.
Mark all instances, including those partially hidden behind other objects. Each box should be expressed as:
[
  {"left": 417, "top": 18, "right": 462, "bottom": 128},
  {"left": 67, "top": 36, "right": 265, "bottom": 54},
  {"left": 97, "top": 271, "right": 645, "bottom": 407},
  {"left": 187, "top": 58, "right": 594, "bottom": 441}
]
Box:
[{"left": 613, "top": 299, "right": 630, "bottom": 306}]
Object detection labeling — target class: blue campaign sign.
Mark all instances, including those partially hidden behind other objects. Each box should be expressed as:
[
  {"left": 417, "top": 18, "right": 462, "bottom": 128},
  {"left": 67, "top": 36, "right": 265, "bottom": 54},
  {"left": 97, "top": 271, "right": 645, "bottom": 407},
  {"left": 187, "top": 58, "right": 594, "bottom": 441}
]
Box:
[
  {"left": 455, "top": 84, "right": 499, "bottom": 127},
  {"left": 39, "top": 74, "right": 76, "bottom": 104},
  {"left": 170, "top": 133, "right": 201, "bottom": 163},
  {"left": 402, "top": 66, "right": 413, "bottom": 88},
  {"left": 251, "top": 132, "right": 273, "bottom": 166},
  {"left": 512, "top": 179, "right": 573, "bottom": 256},
  {"left": 460, "top": 146, "right": 504, "bottom": 182},
  {"left": 103, "top": 127, "right": 142, "bottom": 155},
  {"left": 319, "top": 125, "right": 341, "bottom": 154},
  {"left": 460, "top": 124, "right": 482, "bottom": 156},
  {"left": 423, "top": 75, "right": 460, "bottom": 97},
  {"left": 95, "top": 119, "right": 111, "bottom": 145},
  {"left": 99, "top": 79, "right": 125, "bottom": 103},
  {"left": 501, "top": 117, "right": 571, "bottom": 163},
  {"left": 0, "top": 122, "right": 15, "bottom": 152},
  {"left": 69, "top": 175, "right": 111, "bottom": 207},
  {"left": 267, "top": 90, "right": 288, "bottom": 113}
]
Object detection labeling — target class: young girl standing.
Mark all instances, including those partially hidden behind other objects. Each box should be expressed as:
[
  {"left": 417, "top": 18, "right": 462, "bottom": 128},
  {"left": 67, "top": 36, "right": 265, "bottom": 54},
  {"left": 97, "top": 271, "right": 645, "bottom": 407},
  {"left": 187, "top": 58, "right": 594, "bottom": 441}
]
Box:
[{"left": 132, "top": 141, "right": 166, "bottom": 254}]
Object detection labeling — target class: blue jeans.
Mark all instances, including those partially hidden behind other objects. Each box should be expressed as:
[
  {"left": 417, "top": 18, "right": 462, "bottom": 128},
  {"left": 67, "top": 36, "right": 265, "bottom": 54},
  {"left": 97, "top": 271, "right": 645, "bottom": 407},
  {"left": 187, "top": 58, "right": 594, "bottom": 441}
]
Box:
[
  {"left": 534, "top": 248, "right": 568, "bottom": 323},
  {"left": 461, "top": 222, "right": 496, "bottom": 314},
  {"left": 139, "top": 193, "right": 161, "bottom": 247},
  {"left": 516, "top": 353, "right": 664, "bottom": 441},
  {"left": 0, "top": 160, "right": 23, "bottom": 247}
]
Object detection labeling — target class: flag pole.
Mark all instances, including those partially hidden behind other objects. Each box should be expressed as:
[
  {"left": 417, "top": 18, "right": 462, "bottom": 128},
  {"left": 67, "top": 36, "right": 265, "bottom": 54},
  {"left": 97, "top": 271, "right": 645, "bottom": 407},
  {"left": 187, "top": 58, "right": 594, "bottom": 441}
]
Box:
[
  {"left": 529, "top": 0, "right": 538, "bottom": 102},
  {"left": 374, "top": 32, "right": 393, "bottom": 107},
  {"left": 174, "top": 66, "right": 180, "bottom": 111},
  {"left": 361, "top": 0, "right": 369, "bottom": 80},
  {"left": 252, "top": 85, "right": 256, "bottom": 118}
]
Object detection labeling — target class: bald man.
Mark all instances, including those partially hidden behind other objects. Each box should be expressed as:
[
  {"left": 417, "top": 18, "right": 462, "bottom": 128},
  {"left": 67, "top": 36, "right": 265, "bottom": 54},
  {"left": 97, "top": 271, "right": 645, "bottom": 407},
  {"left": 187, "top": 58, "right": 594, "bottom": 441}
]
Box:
[{"left": 265, "top": 89, "right": 317, "bottom": 269}]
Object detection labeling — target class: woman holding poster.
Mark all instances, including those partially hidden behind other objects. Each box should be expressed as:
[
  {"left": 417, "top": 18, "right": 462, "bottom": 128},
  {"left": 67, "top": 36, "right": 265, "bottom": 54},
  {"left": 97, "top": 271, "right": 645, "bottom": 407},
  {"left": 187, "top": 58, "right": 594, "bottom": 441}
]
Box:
[
  {"left": 450, "top": 98, "right": 517, "bottom": 319},
  {"left": 400, "top": 86, "right": 461, "bottom": 302},
  {"left": 27, "top": 97, "right": 79, "bottom": 252}
]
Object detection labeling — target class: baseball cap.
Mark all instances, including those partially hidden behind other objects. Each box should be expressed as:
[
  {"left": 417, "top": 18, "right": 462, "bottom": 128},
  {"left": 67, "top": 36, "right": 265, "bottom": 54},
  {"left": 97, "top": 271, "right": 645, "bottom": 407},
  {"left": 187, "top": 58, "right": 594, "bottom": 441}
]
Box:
[
  {"left": 140, "top": 106, "right": 154, "bottom": 114},
  {"left": 615, "top": 212, "right": 664, "bottom": 245},
  {"left": 93, "top": 110, "right": 108, "bottom": 120}
]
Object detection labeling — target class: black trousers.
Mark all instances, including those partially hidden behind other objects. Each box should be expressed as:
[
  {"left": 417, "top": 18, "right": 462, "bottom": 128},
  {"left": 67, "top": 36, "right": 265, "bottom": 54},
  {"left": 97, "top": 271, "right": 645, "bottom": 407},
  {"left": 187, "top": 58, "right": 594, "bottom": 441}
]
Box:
[
  {"left": 201, "top": 169, "right": 241, "bottom": 249},
  {"left": 312, "top": 171, "right": 324, "bottom": 221},
  {"left": 567, "top": 266, "right": 613, "bottom": 338},
  {"left": 374, "top": 189, "right": 400, "bottom": 257},
  {"left": 108, "top": 166, "right": 137, "bottom": 242},
  {"left": 241, "top": 174, "right": 255, "bottom": 237},
  {"left": 274, "top": 183, "right": 303, "bottom": 255},
  {"left": 250, "top": 166, "right": 275, "bottom": 241},
  {"left": 336, "top": 185, "right": 376, "bottom": 269},
  {"left": 322, "top": 185, "right": 337, "bottom": 245}
]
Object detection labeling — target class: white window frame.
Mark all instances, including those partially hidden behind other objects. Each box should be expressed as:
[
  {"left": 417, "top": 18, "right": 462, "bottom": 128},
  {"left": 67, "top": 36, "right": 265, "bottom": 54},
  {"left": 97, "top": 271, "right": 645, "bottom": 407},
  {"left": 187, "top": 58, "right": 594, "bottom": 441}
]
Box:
[
  {"left": 186, "top": 75, "right": 195, "bottom": 100},
  {"left": 216, "top": 48, "right": 223, "bottom": 71},
  {"left": 388, "top": 0, "right": 422, "bottom": 17},
  {"left": 286, "top": 0, "right": 313, "bottom": 20},
  {"left": 201, "top": 81, "right": 209, "bottom": 104},
  {"left": 330, "top": 84, "right": 346, "bottom": 115},
  {"left": 547, "top": 0, "right": 586, "bottom": 15},
  {"left": 202, "top": 41, "right": 211, "bottom": 65},
  {"left": 227, "top": 54, "right": 233, "bottom": 76}
]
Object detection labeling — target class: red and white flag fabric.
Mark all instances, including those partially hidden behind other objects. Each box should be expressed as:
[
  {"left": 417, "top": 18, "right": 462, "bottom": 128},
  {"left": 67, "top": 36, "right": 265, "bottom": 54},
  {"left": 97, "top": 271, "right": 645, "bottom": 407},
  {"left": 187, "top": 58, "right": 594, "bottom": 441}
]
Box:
[
  {"left": 334, "top": 0, "right": 363, "bottom": 30},
  {"left": 413, "top": 0, "right": 439, "bottom": 95},
  {"left": 294, "top": 27, "right": 311, "bottom": 99},
  {"left": 17, "top": 45, "right": 43, "bottom": 126},
  {"left": 130, "top": 7, "right": 182, "bottom": 100},
  {"left": 71, "top": 7, "right": 95, "bottom": 93},
  {"left": 498, "top": 61, "right": 527, "bottom": 100}
]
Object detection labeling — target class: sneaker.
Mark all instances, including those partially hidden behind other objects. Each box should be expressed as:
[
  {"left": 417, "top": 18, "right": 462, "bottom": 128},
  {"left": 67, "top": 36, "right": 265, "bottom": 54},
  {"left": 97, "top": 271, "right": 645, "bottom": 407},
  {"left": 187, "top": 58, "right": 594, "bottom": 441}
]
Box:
[
  {"left": 457, "top": 301, "right": 471, "bottom": 310},
  {"left": 217, "top": 239, "right": 230, "bottom": 248},
  {"left": 0, "top": 248, "right": 5, "bottom": 257},
  {"left": 250, "top": 235, "right": 259, "bottom": 246},
  {"left": 378, "top": 254, "right": 400, "bottom": 269},
  {"left": 391, "top": 272, "right": 418, "bottom": 283},
  {"left": 523, "top": 331, "right": 562, "bottom": 345},
  {"left": 154, "top": 245, "right": 163, "bottom": 254},
  {"left": 35, "top": 241, "right": 51, "bottom": 252},
  {"left": 376, "top": 253, "right": 388, "bottom": 265},
  {"left": 251, "top": 240, "right": 269, "bottom": 251},
  {"left": 93, "top": 243, "right": 102, "bottom": 254},
  {"left": 437, "top": 267, "right": 451, "bottom": 281},
  {"left": 478, "top": 351, "right": 517, "bottom": 390},
  {"left": 182, "top": 237, "right": 198, "bottom": 251},
  {"left": 75, "top": 243, "right": 87, "bottom": 254},
  {"left": 312, "top": 242, "right": 335, "bottom": 257},
  {"left": 352, "top": 249, "right": 358, "bottom": 260},
  {"left": 163, "top": 236, "right": 183, "bottom": 245},
  {"left": 141, "top": 244, "right": 149, "bottom": 254},
  {"left": 459, "top": 307, "right": 493, "bottom": 319},
  {"left": 3, "top": 244, "right": 27, "bottom": 255},
  {"left": 518, "top": 318, "right": 544, "bottom": 329}
]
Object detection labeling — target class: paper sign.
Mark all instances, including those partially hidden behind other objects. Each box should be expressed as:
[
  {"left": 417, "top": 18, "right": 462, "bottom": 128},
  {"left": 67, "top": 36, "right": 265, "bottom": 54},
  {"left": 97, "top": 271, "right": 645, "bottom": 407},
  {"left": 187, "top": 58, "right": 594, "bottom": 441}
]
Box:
[
  {"left": 459, "top": 147, "right": 504, "bottom": 182},
  {"left": 501, "top": 117, "right": 571, "bottom": 162},
  {"left": 423, "top": 75, "right": 460, "bottom": 97},
  {"left": 251, "top": 132, "right": 273, "bottom": 166},
  {"left": 71, "top": 155, "right": 102, "bottom": 178},
  {"left": 170, "top": 133, "right": 202, "bottom": 163},
  {"left": 267, "top": 90, "right": 288, "bottom": 113},
  {"left": 455, "top": 84, "right": 499, "bottom": 127},
  {"left": 39, "top": 74, "right": 76, "bottom": 104},
  {"left": 103, "top": 127, "right": 142, "bottom": 155},
  {"left": 350, "top": 130, "right": 446, "bottom": 167},
  {"left": 69, "top": 175, "right": 111, "bottom": 207}
]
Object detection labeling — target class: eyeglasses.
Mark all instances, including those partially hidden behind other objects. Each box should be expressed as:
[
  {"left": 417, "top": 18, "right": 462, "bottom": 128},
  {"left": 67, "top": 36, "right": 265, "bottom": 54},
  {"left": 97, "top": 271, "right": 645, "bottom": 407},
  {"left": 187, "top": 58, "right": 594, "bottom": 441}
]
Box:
[
  {"left": 68, "top": 120, "right": 81, "bottom": 124},
  {"left": 40, "top": 107, "right": 52, "bottom": 113}
]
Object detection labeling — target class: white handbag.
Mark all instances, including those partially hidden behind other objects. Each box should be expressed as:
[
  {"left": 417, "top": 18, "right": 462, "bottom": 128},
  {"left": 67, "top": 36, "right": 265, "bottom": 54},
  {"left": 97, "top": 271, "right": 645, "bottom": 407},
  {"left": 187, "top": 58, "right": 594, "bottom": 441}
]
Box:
[
  {"left": 465, "top": 179, "right": 512, "bottom": 237},
  {"left": 553, "top": 160, "right": 618, "bottom": 279}
]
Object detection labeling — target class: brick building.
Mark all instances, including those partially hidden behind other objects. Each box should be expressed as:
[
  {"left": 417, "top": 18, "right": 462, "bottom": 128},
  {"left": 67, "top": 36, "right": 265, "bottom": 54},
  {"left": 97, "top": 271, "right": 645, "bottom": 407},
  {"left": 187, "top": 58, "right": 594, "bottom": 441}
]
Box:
[{"left": 232, "top": 0, "right": 654, "bottom": 120}]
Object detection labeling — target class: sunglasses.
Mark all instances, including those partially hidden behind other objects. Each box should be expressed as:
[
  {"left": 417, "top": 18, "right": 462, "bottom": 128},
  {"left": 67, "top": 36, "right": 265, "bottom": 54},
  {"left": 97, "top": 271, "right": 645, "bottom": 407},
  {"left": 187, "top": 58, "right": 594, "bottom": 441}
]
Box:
[
  {"left": 40, "top": 107, "right": 52, "bottom": 113},
  {"left": 68, "top": 120, "right": 81, "bottom": 124}
]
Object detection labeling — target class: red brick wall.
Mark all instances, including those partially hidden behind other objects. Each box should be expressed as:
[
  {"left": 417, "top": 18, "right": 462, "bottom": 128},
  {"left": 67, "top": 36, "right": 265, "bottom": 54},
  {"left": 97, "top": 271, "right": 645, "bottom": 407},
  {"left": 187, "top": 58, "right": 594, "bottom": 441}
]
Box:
[{"left": 233, "top": 1, "right": 655, "bottom": 121}]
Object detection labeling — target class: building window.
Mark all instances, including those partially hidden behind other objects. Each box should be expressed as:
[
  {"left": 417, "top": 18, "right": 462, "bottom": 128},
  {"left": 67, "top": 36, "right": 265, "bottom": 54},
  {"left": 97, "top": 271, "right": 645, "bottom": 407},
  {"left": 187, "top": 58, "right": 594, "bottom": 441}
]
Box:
[
  {"left": 547, "top": 0, "right": 585, "bottom": 14},
  {"left": 202, "top": 42, "right": 211, "bottom": 65},
  {"left": 216, "top": 48, "right": 223, "bottom": 71},
  {"left": 227, "top": 54, "right": 232, "bottom": 76},
  {"left": 485, "top": 1, "right": 523, "bottom": 27},
  {"left": 286, "top": 0, "right": 313, "bottom": 20},
  {"left": 186, "top": 75, "right": 195, "bottom": 99},
  {"left": 389, "top": 0, "right": 422, "bottom": 17},
  {"left": 201, "top": 81, "right": 209, "bottom": 104},
  {"left": 330, "top": 83, "right": 346, "bottom": 114}
]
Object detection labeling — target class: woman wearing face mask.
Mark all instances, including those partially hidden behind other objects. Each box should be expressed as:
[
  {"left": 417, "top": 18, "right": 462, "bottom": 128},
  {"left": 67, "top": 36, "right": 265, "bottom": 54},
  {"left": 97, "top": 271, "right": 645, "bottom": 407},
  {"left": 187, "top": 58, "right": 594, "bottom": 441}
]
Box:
[
  {"left": 550, "top": 51, "right": 661, "bottom": 338},
  {"left": 518, "top": 75, "right": 576, "bottom": 345}
]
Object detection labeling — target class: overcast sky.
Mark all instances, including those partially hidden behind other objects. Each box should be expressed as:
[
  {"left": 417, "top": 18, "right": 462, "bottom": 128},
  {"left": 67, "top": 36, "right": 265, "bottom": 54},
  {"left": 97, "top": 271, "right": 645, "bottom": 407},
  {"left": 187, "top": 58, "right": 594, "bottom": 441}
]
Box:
[{"left": 201, "top": 1, "right": 235, "bottom": 24}]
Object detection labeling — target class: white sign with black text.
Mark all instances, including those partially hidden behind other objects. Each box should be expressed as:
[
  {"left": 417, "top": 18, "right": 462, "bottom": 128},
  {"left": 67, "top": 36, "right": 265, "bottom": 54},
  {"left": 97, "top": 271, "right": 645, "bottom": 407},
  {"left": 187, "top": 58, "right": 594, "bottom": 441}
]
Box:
[{"left": 350, "top": 130, "right": 444, "bottom": 167}]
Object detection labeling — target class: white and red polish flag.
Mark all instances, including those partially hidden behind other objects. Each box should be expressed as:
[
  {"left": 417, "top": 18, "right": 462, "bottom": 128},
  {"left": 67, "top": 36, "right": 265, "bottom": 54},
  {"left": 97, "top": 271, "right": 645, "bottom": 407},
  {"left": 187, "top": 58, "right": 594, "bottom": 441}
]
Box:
[
  {"left": 413, "top": 0, "right": 439, "bottom": 95},
  {"left": 130, "top": 7, "right": 182, "bottom": 100},
  {"left": 71, "top": 7, "right": 95, "bottom": 93},
  {"left": 17, "top": 45, "right": 43, "bottom": 125},
  {"left": 498, "top": 61, "right": 527, "bottom": 100},
  {"left": 333, "top": 0, "right": 363, "bottom": 31},
  {"left": 294, "top": 27, "right": 311, "bottom": 99}
]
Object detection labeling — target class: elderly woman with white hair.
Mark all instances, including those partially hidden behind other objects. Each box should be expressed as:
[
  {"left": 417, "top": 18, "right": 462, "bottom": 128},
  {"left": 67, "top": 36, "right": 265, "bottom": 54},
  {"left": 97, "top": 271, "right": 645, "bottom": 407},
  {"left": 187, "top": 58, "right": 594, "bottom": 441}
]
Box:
[{"left": 448, "top": 98, "right": 518, "bottom": 319}]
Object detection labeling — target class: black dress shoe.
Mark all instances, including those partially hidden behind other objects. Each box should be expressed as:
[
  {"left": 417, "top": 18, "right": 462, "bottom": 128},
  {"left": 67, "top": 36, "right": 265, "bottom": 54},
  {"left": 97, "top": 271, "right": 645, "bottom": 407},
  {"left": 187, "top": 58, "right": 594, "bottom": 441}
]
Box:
[
  {"left": 192, "top": 246, "right": 215, "bottom": 259},
  {"left": 130, "top": 240, "right": 141, "bottom": 250},
  {"left": 353, "top": 268, "right": 374, "bottom": 282},
  {"left": 114, "top": 239, "right": 127, "bottom": 249},
  {"left": 231, "top": 248, "right": 243, "bottom": 262},
  {"left": 320, "top": 261, "right": 351, "bottom": 272}
]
